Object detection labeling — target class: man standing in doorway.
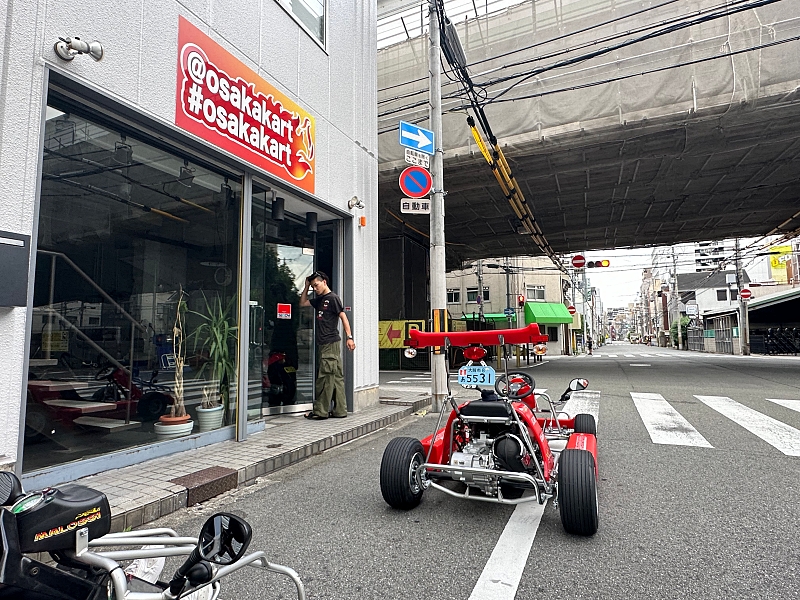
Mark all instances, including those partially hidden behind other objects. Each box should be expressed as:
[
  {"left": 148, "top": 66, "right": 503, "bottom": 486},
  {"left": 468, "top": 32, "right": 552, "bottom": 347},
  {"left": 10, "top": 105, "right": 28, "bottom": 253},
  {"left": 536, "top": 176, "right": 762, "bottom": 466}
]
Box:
[{"left": 300, "top": 271, "right": 355, "bottom": 419}]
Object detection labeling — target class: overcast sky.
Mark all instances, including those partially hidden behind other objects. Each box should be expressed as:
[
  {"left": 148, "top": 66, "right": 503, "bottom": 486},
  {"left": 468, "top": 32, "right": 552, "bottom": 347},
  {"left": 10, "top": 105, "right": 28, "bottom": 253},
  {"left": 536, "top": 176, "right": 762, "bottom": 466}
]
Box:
[{"left": 580, "top": 247, "right": 658, "bottom": 308}]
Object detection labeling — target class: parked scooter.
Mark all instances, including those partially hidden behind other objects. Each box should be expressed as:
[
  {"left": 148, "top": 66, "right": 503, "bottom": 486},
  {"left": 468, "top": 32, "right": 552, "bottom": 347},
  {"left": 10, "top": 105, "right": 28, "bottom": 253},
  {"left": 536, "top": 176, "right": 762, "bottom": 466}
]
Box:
[{"left": 0, "top": 472, "right": 305, "bottom": 599}]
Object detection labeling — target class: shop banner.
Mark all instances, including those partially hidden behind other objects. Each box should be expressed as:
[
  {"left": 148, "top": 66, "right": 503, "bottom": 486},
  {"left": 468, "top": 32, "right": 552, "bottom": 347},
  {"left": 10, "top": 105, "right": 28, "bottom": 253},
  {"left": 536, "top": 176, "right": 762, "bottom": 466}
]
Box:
[
  {"left": 770, "top": 245, "right": 792, "bottom": 284},
  {"left": 175, "top": 17, "right": 315, "bottom": 194},
  {"left": 379, "top": 320, "right": 425, "bottom": 349}
]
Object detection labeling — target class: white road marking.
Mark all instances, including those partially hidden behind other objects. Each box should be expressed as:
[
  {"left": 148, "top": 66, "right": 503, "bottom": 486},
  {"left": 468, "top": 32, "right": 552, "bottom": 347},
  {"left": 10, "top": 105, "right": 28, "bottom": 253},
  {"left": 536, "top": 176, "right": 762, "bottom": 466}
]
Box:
[
  {"left": 607, "top": 354, "right": 618, "bottom": 357},
  {"left": 655, "top": 354, "right": 672, "bottom": 357},
  {"left": 624, "top": 354, "right": 635, "bottom": 357},
  {"left": 766, "top": 398, "right": 800, "bottom": 413},
  {"left": 639, "top": 353, "right": 653, "bottom": 357},
  {"left": 562, "top": 390, "right": 600, "bottom": 424},
  {"left": 629, "top": 363, "right": 651, "bottom": 367},
  {"left": 468, "top": 498, "right": 547, "bottom": 600},
  {"left": 695, "top": 395, "right": 800, "bottom": 456},
  {"left": 632, "top": 392, "right": 713, "bottom": 447}
]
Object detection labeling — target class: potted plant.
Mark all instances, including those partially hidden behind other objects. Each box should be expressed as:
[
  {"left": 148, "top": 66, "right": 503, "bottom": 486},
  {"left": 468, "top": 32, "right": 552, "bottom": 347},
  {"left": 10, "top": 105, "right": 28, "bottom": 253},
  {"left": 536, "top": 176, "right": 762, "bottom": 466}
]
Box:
[
  {"left": 154, "top": 288, "right": 195, "bottom": 440},
  {"left": 190, "top": 293, "right": 238, "bottom": 425},
  {"left": 196, "top": 385, "right": 224, "bottom": 431}
]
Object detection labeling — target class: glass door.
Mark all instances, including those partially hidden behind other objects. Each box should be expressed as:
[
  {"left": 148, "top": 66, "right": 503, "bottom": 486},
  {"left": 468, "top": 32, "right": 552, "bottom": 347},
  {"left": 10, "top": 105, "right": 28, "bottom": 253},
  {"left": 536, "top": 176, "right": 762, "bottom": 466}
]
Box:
[{"left": 248, "top": 187, "right": 315, "bottom": 417}]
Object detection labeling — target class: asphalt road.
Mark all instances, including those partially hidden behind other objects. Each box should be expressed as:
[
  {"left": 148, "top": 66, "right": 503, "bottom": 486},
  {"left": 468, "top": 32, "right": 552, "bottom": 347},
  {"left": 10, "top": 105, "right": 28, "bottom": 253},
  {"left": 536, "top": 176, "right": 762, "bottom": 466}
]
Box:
[{"left": 151, "top": 343, "right": 800, "bottom": 599}]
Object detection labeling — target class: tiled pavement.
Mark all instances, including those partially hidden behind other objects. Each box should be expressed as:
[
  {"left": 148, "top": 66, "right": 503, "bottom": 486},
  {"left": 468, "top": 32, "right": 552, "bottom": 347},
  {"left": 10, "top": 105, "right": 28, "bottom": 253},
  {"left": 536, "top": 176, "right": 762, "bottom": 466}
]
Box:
[{"left": 74, "top": 387, "right": 433, "bottom": 534}]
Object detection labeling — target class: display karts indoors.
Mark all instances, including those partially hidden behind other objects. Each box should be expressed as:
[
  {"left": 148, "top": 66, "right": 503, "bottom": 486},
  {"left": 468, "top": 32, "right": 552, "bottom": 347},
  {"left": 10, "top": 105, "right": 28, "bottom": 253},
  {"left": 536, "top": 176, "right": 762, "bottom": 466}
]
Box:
[{"left": 379, "top": 324, "right": 599, "bottom": 536}]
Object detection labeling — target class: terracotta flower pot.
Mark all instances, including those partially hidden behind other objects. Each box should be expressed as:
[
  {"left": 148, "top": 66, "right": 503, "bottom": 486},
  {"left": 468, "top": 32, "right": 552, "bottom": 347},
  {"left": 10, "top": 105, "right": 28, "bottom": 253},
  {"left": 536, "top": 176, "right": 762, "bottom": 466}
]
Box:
[{"left": 158, "top": 414, "right": 191, "bottom": 425}]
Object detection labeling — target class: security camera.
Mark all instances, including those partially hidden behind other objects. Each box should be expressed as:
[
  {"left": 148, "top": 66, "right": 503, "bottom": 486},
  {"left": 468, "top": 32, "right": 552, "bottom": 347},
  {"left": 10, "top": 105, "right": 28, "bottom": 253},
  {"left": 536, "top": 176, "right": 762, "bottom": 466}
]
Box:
[
  {"left": 348, "top": 196, "right": 364, "bottom": 210},
  {"left": 54, "top": 37, "right": 104, "bottom": 62}
]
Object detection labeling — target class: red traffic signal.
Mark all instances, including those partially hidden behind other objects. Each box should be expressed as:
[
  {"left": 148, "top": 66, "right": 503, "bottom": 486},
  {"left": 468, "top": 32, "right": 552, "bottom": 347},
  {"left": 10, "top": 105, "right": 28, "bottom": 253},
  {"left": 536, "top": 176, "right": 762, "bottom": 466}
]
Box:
[
  {"left": 587, "top": 259, "right": 610, "bottom": 268},
  {"left": 517, "top": 294, "right": 526, "bottom": 307}
]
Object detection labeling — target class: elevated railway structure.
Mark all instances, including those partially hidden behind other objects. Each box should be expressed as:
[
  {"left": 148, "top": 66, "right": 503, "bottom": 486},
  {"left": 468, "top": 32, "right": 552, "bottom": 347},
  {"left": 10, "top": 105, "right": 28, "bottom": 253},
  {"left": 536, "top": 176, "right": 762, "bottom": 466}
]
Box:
[{"left": 377, "top": 0, "right": 800, "bottom": 267}]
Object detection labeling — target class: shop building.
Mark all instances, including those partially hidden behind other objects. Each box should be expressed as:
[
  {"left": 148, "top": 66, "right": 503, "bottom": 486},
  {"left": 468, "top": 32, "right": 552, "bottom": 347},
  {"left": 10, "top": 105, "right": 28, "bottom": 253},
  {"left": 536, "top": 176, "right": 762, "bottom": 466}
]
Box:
[{"left": 0, "top": 1, "right": 378, "bottom": 485}]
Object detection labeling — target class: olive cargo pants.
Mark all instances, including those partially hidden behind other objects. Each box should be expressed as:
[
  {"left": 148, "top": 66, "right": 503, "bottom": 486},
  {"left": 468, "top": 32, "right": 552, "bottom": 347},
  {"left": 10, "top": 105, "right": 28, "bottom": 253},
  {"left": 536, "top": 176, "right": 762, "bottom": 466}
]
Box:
[{"left": 313, "top": 342, "right": 347, "bottom": 417}]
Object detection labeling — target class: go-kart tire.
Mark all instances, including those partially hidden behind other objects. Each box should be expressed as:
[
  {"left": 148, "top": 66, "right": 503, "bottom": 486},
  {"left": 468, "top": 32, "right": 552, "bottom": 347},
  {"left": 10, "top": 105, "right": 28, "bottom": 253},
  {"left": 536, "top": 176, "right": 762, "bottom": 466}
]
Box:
[
  {"left": 137, "top": 392, "right": 170, "bottom": 421},
  {"left": 558, "top": 448, "right": 598, "bottom": 536},
  {"left": 574, "top": 413, "right": 596, "bottom": 436},
  {"left": 25, "top": 403, "right": 52, "bottom": 444},
  {"left": 380, "top": 437, "right": 426, "bottom": 510}
]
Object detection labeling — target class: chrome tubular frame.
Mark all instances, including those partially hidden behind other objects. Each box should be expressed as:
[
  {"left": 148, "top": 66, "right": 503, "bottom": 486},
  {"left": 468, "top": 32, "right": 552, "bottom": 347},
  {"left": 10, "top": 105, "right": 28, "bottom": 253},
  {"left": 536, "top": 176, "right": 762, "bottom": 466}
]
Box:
[
  {"left": 423, "top": 462, "right": 546, "bottom": 505},
  {"left": 65, "top": 528, "right": 307, "bottom": 600}
]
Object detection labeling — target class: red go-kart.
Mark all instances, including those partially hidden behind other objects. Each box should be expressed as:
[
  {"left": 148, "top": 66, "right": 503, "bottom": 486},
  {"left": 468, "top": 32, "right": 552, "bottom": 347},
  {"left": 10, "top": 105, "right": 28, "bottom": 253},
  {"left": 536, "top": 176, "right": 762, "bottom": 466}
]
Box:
[{"left": 379, "top": 324, "right": 599, "bottom": 536}]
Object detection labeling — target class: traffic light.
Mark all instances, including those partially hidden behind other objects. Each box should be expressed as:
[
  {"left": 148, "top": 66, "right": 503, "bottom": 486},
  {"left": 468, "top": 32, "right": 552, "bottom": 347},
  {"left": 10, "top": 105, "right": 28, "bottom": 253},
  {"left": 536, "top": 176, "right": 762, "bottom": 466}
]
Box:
[
  {"left": 587, "top": 259, "right": 610, "bottom": 268},
  {"left": 517, "top": 294, "right": 526, "bottom": 307}
]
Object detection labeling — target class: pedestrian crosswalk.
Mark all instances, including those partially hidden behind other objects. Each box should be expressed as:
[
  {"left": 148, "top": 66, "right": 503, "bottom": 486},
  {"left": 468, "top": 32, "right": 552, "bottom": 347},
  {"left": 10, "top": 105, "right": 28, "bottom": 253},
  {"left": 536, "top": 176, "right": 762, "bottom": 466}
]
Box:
[{"left": 628, "top": 392, "right": 800, "bottom": 456}]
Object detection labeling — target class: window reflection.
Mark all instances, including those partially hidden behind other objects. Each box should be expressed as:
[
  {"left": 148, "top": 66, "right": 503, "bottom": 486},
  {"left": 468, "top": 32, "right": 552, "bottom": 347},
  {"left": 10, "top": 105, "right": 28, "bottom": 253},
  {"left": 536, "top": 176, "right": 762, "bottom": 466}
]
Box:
[
  {"left": 25, "top": 105, "right": 241, "bottom": 471},
  {"left": 276, "top": 0, "right": 325, "bottom": 44}
]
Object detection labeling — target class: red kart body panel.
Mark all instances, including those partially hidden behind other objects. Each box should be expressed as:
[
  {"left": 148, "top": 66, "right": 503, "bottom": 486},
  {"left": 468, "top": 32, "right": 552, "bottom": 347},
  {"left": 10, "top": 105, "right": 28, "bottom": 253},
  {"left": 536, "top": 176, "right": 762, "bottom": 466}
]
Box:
[
  {"left": 566, "top": 432, "right": 598, "bottom": 473},
  {"left": 407, "top": 324, "right": 548, "bottom": 347},
  {"left": 421, "top": 399, "right": 557, "bottom": 482}
]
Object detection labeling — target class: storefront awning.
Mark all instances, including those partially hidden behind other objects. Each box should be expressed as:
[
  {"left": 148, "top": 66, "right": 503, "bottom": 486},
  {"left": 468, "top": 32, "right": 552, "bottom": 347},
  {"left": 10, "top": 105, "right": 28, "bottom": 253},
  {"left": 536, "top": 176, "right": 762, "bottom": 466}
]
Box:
[
  {"left": 460, "top": 313, "right": 516, "bottom": 322},
  {"left": 524, "top": 302, "right": 573, "bottom": 325}
]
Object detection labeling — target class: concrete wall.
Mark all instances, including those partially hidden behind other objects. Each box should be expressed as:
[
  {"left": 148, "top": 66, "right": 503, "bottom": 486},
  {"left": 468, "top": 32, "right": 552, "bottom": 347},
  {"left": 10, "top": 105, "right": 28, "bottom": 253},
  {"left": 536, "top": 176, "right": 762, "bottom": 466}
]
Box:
[{"left": 0, "top": 0, "right": 378, "bottom": 467}]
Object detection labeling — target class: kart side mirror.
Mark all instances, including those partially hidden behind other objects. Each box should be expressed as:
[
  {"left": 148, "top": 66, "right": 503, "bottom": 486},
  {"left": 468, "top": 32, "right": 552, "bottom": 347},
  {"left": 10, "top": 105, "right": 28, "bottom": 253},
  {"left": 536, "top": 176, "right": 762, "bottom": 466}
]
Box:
[
  {"left": 0, "top": 471, "right": 25, "bottom": 506},
  {"left": 197, "top": 512, "right": 252, "bottom": 565},
  {"left": 568, "top": 378, "right": 588, "bottom": 391},
  {"left": 404, "top": 347, "right": 417, "bottom": 359}
]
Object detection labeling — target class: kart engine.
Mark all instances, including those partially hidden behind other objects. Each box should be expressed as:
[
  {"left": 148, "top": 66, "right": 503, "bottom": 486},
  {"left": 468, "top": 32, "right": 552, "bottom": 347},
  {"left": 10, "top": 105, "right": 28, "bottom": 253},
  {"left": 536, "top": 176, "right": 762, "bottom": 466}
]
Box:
[{"left": 449, "top": 426, "right": 534, "bottom": 495}]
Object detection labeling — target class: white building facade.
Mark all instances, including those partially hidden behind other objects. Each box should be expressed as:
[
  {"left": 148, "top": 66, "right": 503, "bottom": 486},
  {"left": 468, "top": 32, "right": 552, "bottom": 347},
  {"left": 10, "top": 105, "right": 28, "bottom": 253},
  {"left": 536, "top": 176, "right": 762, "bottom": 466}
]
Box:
[{"left": 0, "top": 0, "right": 378, "bottom": 484}]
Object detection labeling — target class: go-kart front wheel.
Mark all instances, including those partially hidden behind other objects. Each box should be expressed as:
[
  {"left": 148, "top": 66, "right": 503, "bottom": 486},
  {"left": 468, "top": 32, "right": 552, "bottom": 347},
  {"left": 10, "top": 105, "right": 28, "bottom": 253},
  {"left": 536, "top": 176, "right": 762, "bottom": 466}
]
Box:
[
  {"left": 558, "top": 448, "right": 598, "bottom": 536},
  {"left": 573, "top": 413, "right": 596, "bottom": 436},
  {"left": 380, "top": 437, "right": 426, "bottom": 510}
]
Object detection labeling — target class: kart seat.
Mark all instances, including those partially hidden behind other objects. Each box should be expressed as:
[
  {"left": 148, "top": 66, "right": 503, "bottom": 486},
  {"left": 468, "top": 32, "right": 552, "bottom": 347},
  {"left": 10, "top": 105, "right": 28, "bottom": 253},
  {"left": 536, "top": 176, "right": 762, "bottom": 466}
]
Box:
[{"left": 460, "top": 401, "right": 510, "bottom": 419}]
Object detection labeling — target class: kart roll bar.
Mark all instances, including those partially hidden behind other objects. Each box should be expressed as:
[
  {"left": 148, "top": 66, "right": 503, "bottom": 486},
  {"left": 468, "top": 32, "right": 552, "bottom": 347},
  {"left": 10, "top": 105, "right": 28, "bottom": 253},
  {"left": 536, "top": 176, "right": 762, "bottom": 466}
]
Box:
[{"left": 406, "top": 324, "right": 548, "bottom": 348}]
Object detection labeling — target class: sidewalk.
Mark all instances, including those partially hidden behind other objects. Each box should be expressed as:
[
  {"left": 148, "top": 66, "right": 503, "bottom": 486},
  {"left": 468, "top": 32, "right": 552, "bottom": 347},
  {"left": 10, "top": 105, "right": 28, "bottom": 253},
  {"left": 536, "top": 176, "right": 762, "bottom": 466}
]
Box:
[{"left": 72, "top": 387, "right": 432, "bottom": 536}]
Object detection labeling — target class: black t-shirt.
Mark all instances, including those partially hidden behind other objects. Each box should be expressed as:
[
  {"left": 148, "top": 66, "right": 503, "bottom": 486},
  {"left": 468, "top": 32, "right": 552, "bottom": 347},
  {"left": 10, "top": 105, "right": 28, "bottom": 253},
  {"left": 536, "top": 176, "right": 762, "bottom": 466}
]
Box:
[{"left": 309, "top": 292, "right": 344, "bottom": 345}]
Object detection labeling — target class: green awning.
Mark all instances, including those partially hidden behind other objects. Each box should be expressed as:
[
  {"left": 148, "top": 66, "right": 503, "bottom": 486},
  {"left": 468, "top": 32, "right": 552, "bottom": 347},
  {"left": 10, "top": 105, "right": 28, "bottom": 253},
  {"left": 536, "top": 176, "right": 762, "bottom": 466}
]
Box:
[
  {"left": 461, "top": 313, "right": 516, "bottom": 322},
  {"left": 524, "top": 302, "right": 573, "bottom": 325}
]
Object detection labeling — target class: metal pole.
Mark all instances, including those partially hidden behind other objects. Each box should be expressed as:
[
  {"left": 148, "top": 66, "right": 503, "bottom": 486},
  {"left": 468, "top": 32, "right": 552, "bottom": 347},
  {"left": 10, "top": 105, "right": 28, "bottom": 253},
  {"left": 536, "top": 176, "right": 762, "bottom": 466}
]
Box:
[
  {"left": 672, "top": 246, "right": 683, "bottom": 350},
  {"left": 734, "top": 238, "right": 749, "bottom": 355},
  {"left": 429, "top": 0, "right": 447, "bottom": 413},
  {"left": 582, "top": 266, "right": 588, "bottom": 353}
]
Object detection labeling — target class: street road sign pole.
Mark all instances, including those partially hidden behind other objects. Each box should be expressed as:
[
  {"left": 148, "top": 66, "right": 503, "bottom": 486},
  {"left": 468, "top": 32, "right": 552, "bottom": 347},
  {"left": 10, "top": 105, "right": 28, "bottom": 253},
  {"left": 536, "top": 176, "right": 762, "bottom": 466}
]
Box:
[{"left": 429, "top": 0, "right": 447, "bottom": 412}]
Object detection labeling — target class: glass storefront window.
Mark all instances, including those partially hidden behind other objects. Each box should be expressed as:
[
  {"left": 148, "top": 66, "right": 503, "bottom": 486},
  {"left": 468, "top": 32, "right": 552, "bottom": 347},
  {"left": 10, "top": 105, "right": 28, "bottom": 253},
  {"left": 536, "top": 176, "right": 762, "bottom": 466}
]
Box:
[
  {"left": 248, "top": 186, "right": 316, "bottom": 418},
  {"left": 25, "top": 103, "right": 242, "bottom": 472}
]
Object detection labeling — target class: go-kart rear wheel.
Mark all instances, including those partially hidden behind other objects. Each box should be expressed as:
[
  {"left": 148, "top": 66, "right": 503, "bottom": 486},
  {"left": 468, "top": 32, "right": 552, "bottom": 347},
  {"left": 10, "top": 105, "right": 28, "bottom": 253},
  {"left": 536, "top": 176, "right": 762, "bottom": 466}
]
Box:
[
  {"left": 137, "top": 392, "right": 170, "bottom": 421},
  {"left": 558, "top": 448, "right": 598, "bottom": 536},
  {"left": 380, "top": 437, "right": 426, "bottom": 510},
  {"left": 574, "top": 413, "right": 596, "bottom": 436}
]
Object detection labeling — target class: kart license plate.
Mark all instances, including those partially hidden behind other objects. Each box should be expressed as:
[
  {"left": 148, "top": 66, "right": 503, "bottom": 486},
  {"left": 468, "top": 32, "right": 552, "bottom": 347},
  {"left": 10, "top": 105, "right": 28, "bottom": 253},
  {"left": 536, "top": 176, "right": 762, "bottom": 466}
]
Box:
[{"left": 457, "top": 365, "right": 495, "bottom": 386}]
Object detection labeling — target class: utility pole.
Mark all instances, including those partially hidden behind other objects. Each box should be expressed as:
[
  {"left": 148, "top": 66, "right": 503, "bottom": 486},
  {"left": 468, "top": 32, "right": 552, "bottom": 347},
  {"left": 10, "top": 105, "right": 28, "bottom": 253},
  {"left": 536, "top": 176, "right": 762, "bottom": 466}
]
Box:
[
  {"left": 571, "top": 268, "right": 577, "bottom": 354},
  {"left": 476, "top": 259, "right": 484, "bottom": 323},
  {"left": 671, "top": 246, "right": 683, "bottom": 350},
  {"left": 504, "top": 256, "right": 511, "bottom": 327},
  {"left": 582, "top": 265, "right": 588, "bottom": 352},
  {"left": 428, "top": 0, "right": 447, "bottom": 413},
  {"left": 734, "top": 238, "right": 750, "bottom": 355}
]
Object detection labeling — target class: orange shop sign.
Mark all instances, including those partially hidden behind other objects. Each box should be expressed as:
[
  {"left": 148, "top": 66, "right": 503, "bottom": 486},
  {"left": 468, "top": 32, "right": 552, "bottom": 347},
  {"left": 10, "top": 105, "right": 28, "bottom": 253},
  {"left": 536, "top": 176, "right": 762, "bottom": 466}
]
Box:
[{"left": 175, "top": 16, "right": 315, "bottom": 194}]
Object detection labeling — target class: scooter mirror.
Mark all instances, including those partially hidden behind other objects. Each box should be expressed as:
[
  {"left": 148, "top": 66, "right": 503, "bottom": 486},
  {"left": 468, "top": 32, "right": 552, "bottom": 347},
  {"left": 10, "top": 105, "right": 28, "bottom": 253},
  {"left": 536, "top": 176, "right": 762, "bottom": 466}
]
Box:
[
  {"left": 197, "top": 512, "right": 252, "bottom": 565},
  {"left": 568, "top": 378, "right": 588, "bottom": 391},
  {"left": 0, "top": 472, "right": 24, "bottom": 506}
]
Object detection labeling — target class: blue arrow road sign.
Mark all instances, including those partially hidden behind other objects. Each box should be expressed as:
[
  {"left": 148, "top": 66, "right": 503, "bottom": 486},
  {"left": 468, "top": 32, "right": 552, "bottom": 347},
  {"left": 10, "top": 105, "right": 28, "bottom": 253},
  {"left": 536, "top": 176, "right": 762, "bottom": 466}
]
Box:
[{"left": 399, "top": 121, "right": 434, "bottom": 155}]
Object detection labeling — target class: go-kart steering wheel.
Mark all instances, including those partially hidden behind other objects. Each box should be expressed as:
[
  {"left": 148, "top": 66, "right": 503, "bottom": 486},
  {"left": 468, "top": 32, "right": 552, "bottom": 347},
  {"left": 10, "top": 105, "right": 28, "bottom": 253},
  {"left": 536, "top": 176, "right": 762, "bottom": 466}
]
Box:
[
  {"left": 94, "top": 365, "right": 116, "bottom": 380},
  {"left": 495, "top": 372, "right": 535, "bottom": 400}
]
